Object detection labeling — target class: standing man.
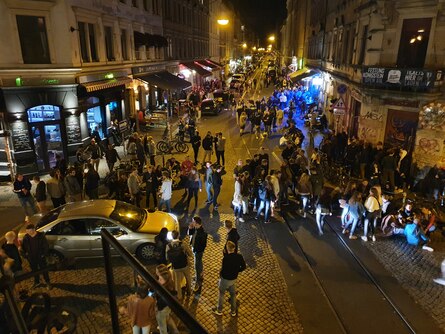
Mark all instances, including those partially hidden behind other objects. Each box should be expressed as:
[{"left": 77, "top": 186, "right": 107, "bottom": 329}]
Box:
[
  {"left": 127, "top": 168, "right": 141, "bottom": 207},
  {"left": 22, "top": 224, "right": 52, "bottom": 289},
  {"left": 212, "top": 241, "right": 246, "bottom": 317},
  {"left": 64, "top": 168, "right": 82, "bottom": 202},
  {"left": 212, "top": 164, "right": 225, "bottom": 211},
  {"left": 87, "top": 139, "right": 102, "bottom": 172},
  {"left": 223, "top": 220, "right": 240, "bottom": 254},
  {"left": 381, "top": 149, "right": 397, "bottom": 192},
  {"left": 215, "top": 132, "right": 226, "bottom": 166},
  {"left": 158, "top": 171, "right": 172, "bottom": 212},
  {"left": 142, "top": 165, "right": 158, "bottom": 210},
  {"left": 202, "top": 132, "right": 213, "bottom": 163},
  {"left": 46, "top": 169, "right": 66, "bottom": 208},
  {"left": 145, "top": 136, "right": 157, "bottom": 166},
  {"left": 166, "top": 230, "right": 193, "bottom": 300},
  {"left": 191, "top": 131, "right": 202, "bottom": 164},
  {"left": 13, "top": 173, "right": 38, "bottom": 221},
  {"left": 204, "top": 162, "right": 213, "bottom": 204},
  {"left": 105, "top": 144, "right": 120, "bottom": 172},
  {"left": 188, "top": 216, "right": 208, "bottom": 293}
]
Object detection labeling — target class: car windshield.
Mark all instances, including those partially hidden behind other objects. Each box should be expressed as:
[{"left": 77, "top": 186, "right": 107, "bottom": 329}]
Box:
[
  {"left": 109, "top": 201, "right": 146, "bottom": 232},
  {"left": 37, "top": 206, "right": 64, "bottom": 229}
]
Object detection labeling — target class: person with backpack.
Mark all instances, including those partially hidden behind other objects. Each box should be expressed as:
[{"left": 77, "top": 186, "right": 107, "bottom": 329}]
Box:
[
  {"left": 362, "top": 187, "right": 382, "bottom": 242},
  {"left": 188, "top": 216, "right": 208, "bottom": 293},
  {"left": 166, "top": 230, "right": 193, "bottom": 300}
]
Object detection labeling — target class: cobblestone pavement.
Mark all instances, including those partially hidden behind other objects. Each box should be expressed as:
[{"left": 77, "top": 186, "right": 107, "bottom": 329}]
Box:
[
  {"left": 362, "top": 236, "right": 445, "bottom": 331},
  {"left": 13, "top": 213, "right": 302, "bottom": 334}
]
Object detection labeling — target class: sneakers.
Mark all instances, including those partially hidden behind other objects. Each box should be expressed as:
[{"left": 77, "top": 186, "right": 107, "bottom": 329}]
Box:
[
  {"left": 193, "top": 284, "right": 201, "bottom": 293},
  {"left": 349, "top": 235, "right": 357, "bottom": 240},
  {"left": 422, "top": 245, "right": 434, "bottom": 252},
  {"left": 214, "top": 206, "right": 219, "bottom": 211},
  {"left": 361, "top": 236, "right": 368, "bottom": 242},
  {"left": 342, "top": 229, "right": 349, "bottom": 235},
  {"left": 238, "top": 217, "right": 245, "bottom": 223},
  {"left": 231, "top": 311, "right": 237, "bottom": 317},
  {"left": 212, "top": 307, "right": 223, "bottom": 316},
  {"left": 371, "top": 235, "right": 376, "bottom": 242},
  {"left": 46, "top": 283, "right": 53, "bottom": 290}
]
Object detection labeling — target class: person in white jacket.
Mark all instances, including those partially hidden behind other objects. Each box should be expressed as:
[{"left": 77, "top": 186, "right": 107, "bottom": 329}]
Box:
[
  {"left": 362, "top": 187, "right": 382, "bottom": 242},
  {"left": 158, "top": 171, "right": 172, "bottom": 213}
]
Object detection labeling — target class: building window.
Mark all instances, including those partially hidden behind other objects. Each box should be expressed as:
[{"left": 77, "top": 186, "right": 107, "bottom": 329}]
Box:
[
  {"left": 132, "top": 0, "right": 138, "bottom": 8},
  {"left": 16, "top": 15, "right": 50, "bottom": 64},
  {"left": 152, "top": 0, "right": 159, "bottom": 15},
  {"left": 78, "top": 22, "right": 99, "bottom": 62},
  {"left": 397, "top": 18, "right": 432, "bottom": 68},
  {"left": 121, "top": 29, "right": 128, "bottom": 60},
  {"left": 143, "top": 0, "right": 148, "bottom": 11},
  {"left": 104, "top": 26, "right": 115, "bottom": 61},
  {"left": 358, "top": 24, "right": 368, "bottom": 65}
]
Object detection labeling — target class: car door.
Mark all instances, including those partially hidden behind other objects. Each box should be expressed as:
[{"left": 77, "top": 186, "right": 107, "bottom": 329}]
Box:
[
  {"left": 87, "top": 218, "right": 133, "bottom": 256},
  {"left": 44, "top": 219, "right": 90, "bottom": 258}
]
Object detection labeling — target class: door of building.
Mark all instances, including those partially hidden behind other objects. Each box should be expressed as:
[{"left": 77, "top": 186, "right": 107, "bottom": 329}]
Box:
[
  {"left": 384, "top": 109, "right": 419, "bottom": 152},
  {"left": 31, "top": 123, "right": 64, "bottom": 171}
]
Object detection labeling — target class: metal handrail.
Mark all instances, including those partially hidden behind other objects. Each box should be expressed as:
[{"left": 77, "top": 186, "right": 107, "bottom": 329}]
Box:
[{"left": 100, "top": 229, "right": 208, "bottom": 334}]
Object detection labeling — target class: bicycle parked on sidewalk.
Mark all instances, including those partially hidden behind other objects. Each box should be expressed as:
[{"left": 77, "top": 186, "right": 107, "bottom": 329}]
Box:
[{"left": 156, "top": 135, "right": 189, "bottom": 154}]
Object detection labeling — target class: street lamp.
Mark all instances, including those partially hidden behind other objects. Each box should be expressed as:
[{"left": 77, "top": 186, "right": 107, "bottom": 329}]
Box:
[
  {"left": 242, "top": 43, "right": 247, "bottom": 49},
  {"left": 217, "top": 19, "right": 229, "bottom": 26},
  {"left": 268, "top": 35, "right": 275, "bottom": 42}
]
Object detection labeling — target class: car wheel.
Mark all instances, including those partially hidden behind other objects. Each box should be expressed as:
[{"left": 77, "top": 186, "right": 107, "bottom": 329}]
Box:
[
  {"left": 136, "top": 243, "right": 156, "bottom": 261},
  {"left": 47, "top": 250, "right": 64, "bottom": 265}
]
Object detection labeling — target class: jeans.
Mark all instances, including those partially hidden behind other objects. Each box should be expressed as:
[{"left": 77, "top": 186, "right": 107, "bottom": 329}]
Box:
[
  {"left": 216, "top": 278, "right": 237, "bottom": 313},
  {"left": 315, "top": 209, "right": 327, "bottom": 233},
  {"left": 187, "top": 187, "right": 199, "bottom": 207},
  {"left": 156, "top": 307, "right": 178, "bottom": 334},
  {"left": 345, "top": 216, "right": 359, "bottom": 236},
  {"left": 205, "top": 183, "right": 213, "bottom": 202},
  {"left": 145, "top": 190, "right": 157, "bottom": 208},
  {"left": 364, "top": 212, "right": 378, "bottom": 237},
  {"left": 234, "top": 204, "right": 243, "bottom": 218},
  {"left": 173, "top": 266, "right": 192, "bottom": 300},
  {"left": 241, "top": 196, "right": 249, "bottom": 214},
  {"left": 132, "top": 325, "right": 150, "bottom": 334},
  {"left": 213, "top": 186, "right": 221, "bottom": 207},
  {"left": 203, "top": 150, "right": 212, "bottom": 163},
  {"left": 256, "top": 200, "right": 271, "bottom": 221},
  {"left": 29, "top": 256, "right": 50, "bottom": 285},
  {"left": 159, "top": 198, "right": 171, "bottom": 212},
  {"left": 19, "top": 196, "right": 38, "bottom": 217},
  {"left": 194, "top": 252, "right": 204, "bottom": 285},
  {"left": 216, "top": 150, "right": 225, "bottom": 165},
  {"left": 381, "top": 169, "right": 395, "bottom": 191}
]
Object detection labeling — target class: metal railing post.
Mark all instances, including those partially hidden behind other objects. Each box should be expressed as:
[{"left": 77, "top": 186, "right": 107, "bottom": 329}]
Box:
[{"left": 101, "top": 236, "right": 120, "bottom": 334}]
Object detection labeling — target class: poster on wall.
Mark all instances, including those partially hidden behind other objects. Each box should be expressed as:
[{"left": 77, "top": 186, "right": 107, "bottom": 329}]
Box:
[
  {"left": 358, "top": 119, "right": 381, "bottom": 144},
  {"left": 66, "top": 116, "right": 81, "bottom": 144},
  {"left": 11, "top": 121, "right": 32, "bottom": 152},
  {"left": 413, "top": 129, "right": 445, "bottom": 168},
  {"left": 384, "top": 109, "right": 419, "bottom": 150}
]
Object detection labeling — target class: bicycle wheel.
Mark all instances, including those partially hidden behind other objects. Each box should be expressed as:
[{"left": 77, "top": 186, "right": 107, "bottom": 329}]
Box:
[
  {"left": 157, "top": 141, "right": 170, "bottom": 154},
  {"left": 175, "top": 142, "right": 189, "bottom": 153}
]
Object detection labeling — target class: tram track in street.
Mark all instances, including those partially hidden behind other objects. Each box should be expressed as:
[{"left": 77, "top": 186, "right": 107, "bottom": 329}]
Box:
[{"left": 281, "top": 210, "right": 419, "bottom": 333}]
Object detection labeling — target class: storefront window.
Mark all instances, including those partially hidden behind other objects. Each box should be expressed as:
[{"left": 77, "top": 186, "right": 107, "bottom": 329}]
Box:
[
  {"left": 87, "top": 106, "right": 103, "bottom": 139},
  {"left": 28, "top": 105, "right": 61, "bottom": 123},
  {"left": 108, "top": 101, "right": 118, "bottom": 122}
]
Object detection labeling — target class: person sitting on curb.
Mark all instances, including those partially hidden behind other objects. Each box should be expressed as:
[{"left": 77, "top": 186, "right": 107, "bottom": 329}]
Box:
[{"left": 391, "top": 212, "right": 433, "bottom": 251}]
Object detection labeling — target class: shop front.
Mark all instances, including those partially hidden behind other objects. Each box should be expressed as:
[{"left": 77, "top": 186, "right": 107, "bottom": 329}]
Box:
[
  {"left": 0, "top": 85, "right": 79, "bottom": 175},
  {"left": 77, "top": 70, "right": 131, "bottom": 146}
]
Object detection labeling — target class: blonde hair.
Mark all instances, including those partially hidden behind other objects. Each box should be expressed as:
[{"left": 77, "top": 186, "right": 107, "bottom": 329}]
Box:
[{"left": 5, "top": 231, "right": 16, "bottom": 242}]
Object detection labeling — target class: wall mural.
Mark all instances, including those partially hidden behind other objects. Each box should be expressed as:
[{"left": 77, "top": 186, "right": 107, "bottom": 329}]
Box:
[
  {"left": 384, "top": 109, "right": 418, "bottom": 150},
  {"left": 418, "top": 103, "right": 445, "bottom": 130}
]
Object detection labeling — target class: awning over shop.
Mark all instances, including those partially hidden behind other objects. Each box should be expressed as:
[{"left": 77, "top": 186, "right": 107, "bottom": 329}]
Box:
[
  {"left": 79, "top": 77, "right": 132, "bottom": 93},
  {"left": 195, "top": 59, "right": 220, "bottom": 70},
  {"left": 180, "top": 62, "right": 212, "bottom": 77},
  {"left": 137, "top": 71, "right": 191, "bottom": 90},
  {"left": 206, "top": 59, "right": 223, "bottom": 67},
  {"left": 289, "top": 67, "right": 318, "bottom": 83}
]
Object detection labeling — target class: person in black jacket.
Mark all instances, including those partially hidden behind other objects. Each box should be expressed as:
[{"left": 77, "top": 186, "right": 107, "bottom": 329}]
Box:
[
  {"left": 84, "top": 163, "right": 100, "bottom": 199},
  {"left": 212, "top": 241, "right": 246, "bottom": 316},
  {"left": 33, "top": 176, "right": 47, "bottom": 213},
  {"left": 22, "top": 224, "right": 51, "bottom": 289},
  {"left": 105, "top": 143, "right": 120, "bottom": 172},
  {"left": 13, "top": 173, "right": 38, "bottom": 221},
  {"left": 212, "top": 165, "right": 225, "bottom": 211},
  {"left": 188, "top": 216, "right": 208, "bottom": 292},
  {"left": 143, "top": 165, "right": 159, "bottom": 210},
  {"left": 191, "top": 131, "right": 202, "bottom": 164},
  {"left": 223, "top": 220, "right": 240, "bottom": 254},
  {"left": 202, "top": 132, "right": 213, "bottom": 163}
]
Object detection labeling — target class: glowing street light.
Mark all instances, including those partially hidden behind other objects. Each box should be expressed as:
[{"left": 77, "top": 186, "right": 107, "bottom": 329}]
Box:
[
  {"left": 242, "top": 43, "right": 247, "bottom": 49},
  {"left": 252, "top": 46, "right": 257, "bottom": 51},
  {"left": 268, "top": 35, "right": 275, "bottom": 42},
  {"left": 217, "top": 19, "right": 229, "bottom": 26}
]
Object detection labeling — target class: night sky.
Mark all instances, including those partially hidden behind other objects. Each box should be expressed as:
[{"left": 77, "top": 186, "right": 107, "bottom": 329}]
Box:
[{"left": 228, "top": 0, "right": 287, "bottom": 43}]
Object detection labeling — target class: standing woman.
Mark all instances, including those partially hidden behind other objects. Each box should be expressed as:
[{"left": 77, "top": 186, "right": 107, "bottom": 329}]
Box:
[
  {"left": 315, "top": 188, "right": 331, "bottom": 235},
  {"left": 122, "top": 286, "right": 156, "bottom": 334},
  {"left": 239, "top": 111, "right": 247, "bottom": 136},
  {"left": 255, "top": 176, "right": 274, "bottom": 224},
  {"left": 232, "top": 175, "right": 244, "bottom": 222},
  {"left": 155, "top": 264, "right": 179, "bottom": 334},
  {"left": 186, "top": 167, "right": 202, "bottom": 209},
  {"left": 297, "top": 172, "right": 312, "bottom": 218},
  {"left": 362, "top": 187, "right": 382, "bottom": 242},
  {"left": 342, "top": 191, "right": 365, "bottom": 240}
]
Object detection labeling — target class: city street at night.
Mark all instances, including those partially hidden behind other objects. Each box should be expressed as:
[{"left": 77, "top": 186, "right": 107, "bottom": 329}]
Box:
[{"left": 1, "top": 0, "right": 445, "bottom": 333}]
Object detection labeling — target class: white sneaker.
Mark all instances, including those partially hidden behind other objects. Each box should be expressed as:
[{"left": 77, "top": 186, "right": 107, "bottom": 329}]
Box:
[
  {"left": 422, "top": 245, "right": 434, "bottom": 252},
  {"left": 238, "top": 218, "right": 245, "bottom": 223},
  {"left": 372, "top": 236, "right": 376, "bottom": 242},
  {"left": 361, "top": 236, "right": 368, "bottom": 242}
]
